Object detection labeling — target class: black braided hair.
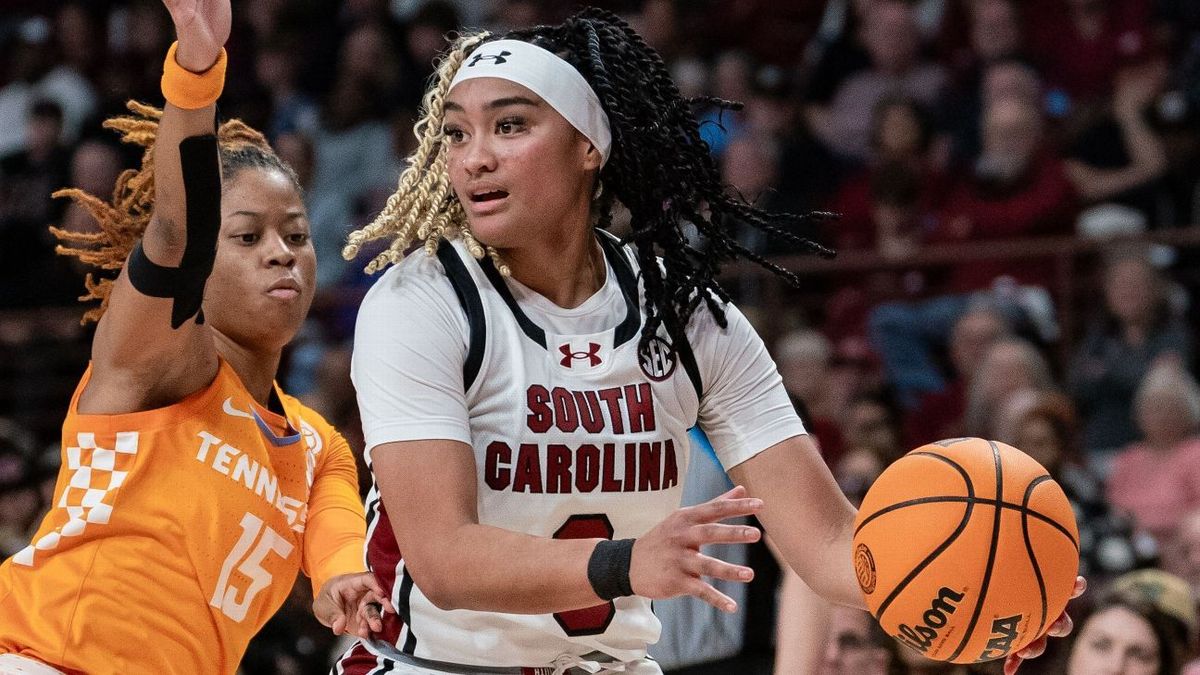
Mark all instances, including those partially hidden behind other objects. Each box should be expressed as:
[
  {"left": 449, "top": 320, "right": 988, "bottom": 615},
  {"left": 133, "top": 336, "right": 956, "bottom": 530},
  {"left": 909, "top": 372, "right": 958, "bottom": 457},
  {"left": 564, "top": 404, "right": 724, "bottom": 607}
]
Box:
[
  {"left": 220, "top": 144, "right": 302, "bottom": 195},
  {"left": 497, "top": 8, "right": 834, "bottom": 356}
]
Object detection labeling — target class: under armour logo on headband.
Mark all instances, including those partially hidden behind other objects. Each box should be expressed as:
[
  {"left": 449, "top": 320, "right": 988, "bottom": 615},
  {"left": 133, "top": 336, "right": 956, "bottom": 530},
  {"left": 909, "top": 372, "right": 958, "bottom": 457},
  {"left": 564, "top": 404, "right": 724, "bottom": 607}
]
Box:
[
  {"left": 468, "top": 50, "right": 512, "bottom": 67},
  {"left": 449, "top": 39, "right": 613, "bottom": 166}
]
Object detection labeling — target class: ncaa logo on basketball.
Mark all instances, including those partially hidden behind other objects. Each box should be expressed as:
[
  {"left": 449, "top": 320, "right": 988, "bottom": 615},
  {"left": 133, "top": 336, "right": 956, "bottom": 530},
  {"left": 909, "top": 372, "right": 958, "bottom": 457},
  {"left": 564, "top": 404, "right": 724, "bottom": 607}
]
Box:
[
  {"left": 639, "top": 337, "right": 677, "bottom": 381},
  {"left": 977, "top": 614, "right": 1023, "bottom": 661}
]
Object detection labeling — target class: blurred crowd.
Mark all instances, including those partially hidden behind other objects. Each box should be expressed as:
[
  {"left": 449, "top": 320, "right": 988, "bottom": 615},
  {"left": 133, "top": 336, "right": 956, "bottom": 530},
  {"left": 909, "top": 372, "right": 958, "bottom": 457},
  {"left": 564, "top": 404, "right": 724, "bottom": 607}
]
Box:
[{"left": 4, "top": 0, "right": 1200, "bottom": 673}]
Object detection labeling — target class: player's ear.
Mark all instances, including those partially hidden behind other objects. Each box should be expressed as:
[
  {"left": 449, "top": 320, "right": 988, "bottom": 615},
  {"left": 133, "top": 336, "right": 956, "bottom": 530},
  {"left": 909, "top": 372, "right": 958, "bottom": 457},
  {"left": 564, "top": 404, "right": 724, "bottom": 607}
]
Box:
[{"left": 580, "top": 136, "right": 602, "bottom": 172}]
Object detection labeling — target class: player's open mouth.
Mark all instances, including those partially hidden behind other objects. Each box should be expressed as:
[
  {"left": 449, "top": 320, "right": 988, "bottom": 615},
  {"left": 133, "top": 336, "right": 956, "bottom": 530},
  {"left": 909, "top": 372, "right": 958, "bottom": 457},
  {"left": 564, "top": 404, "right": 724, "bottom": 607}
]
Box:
[{"left": 470, "top": 190, "right": 509, "bottom": 203}]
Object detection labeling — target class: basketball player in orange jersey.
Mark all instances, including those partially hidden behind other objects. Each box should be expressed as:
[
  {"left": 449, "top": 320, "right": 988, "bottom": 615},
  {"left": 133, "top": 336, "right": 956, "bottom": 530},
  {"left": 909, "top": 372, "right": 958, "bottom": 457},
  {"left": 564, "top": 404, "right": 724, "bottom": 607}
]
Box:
[{"left": 0, "top": 1, "right": 392, "bottom": 673}]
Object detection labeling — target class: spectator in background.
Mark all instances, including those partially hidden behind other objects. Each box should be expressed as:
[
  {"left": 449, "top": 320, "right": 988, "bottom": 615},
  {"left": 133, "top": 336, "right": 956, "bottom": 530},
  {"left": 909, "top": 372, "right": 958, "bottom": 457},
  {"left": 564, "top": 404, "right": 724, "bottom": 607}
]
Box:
[
  {"left": 0, "top": 15, "right": 98, "bottom": 156},
  {"left": 1003, "top": 393, "right": 1156, "bottom": 582},
  {"left": 1064, "top": 55, "right": 1169, "bottom": 217},
  {"left": 963, "top": 338, "right": 1054, "bottom": 439},
  {"left": 0, "top": 100, "right": 81, "bottom": 309},
  {"left": 1068, "top": 249, "right": 1192, "bottom": 454},
  {"left": 52, "top": 138, "right": 127, "bottom": 246},
  {"left": 806, "top": 0, "right": 947, "bottom": 165},
  {"left": 702, "top": 0, "right": 826, "bottom": 68},
  {"left": 904, "top": 306, "right": 1010, "bottom": 447},
  {"left": 1059, "top": 571, "right": 1193, "bottom": 675},
  {"left": 775, "top": 329, "right": 845, "bottom": 464},
  {"left": 53, "top": 4, "right": 103, "bottom": 81},
  {"left": 827, "top": 96, "right": 944, "bottom": 252},
  {"left": 274, "top": 132, "right": 316, "bottom": 194},
  {"left": 931, "top": 95, "right": 1076, "bottom": 293},
  {"left": 0, "top": 420, "right": 40, "bottom": 560},
  {"left": 942, "top": 11, "right": 1038, "bottom": 164},
  {"left": 869, "top": 94, "right": 1074, "bottom": 410},
  {"left": 840, "top": 394, "right": 901, "bottom": 464},
  {"left": 1164, "top": 507, "right": 1200, "bottom": 606},
  {"left": 44, "top": 4, "right": 100, "bottom": 143},
  {"left": 958, "top": 0, "right": 1023, "bottom": 78},
  {"left": 816, "top": 605, "right": 898, "bottom": 675},
  {"left": 1107, "top": 362, "right": 1200, "bottom": 542},
  {"left": 100, "top": 0, "right": 174, "bottom": 105},
  {"left": 255, "top": 34, "right": 320, "bottom": 140},
  {"left": 0, "top": 100, "right": 68, "bottom": 231},
  {"left": 625, "top": 0, "right": 679, "bottom": 60},
  {"left": 723, "top": 132, "right": 821, "bottom": 255},
  {"left": 821, "top": 97, "right": 947, "bottom": 349},
  {"left": 306, "top": 31, "right": 402, "bottom": 289},
  {"left": 1026, "top": 0, "right": 1154, "bottom": 110}
]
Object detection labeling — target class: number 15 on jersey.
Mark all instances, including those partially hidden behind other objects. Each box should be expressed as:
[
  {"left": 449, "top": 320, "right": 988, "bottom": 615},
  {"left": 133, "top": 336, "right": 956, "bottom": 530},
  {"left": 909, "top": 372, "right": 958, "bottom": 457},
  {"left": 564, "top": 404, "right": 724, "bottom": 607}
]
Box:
[{"left": 211, "top": 512, "right": 293, "bottom": 622}]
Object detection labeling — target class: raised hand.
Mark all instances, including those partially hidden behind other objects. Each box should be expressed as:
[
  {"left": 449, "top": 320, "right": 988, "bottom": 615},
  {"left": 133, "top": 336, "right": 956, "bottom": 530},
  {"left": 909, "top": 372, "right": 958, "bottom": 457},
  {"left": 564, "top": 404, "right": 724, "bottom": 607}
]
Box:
[
  {"left": 162, "top": 0, "right": 231, "bottom": 72},
  {"left": 629, "top": 485, "right": 763, "bottom": 612}
]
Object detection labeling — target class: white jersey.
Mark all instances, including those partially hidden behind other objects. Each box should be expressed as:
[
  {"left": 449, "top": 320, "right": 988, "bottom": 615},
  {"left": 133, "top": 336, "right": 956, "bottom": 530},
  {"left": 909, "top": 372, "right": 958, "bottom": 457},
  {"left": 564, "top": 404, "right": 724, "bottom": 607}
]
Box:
[{"left": 349, "top": 232, "right": 804, "bottom": 669}]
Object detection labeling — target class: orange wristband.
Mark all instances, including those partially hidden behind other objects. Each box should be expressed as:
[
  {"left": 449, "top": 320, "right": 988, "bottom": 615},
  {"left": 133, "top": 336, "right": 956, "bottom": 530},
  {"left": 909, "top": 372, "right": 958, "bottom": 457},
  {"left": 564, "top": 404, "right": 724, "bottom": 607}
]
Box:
[{"left": 161, "top": 41, "right": 227, "bottom": 109}]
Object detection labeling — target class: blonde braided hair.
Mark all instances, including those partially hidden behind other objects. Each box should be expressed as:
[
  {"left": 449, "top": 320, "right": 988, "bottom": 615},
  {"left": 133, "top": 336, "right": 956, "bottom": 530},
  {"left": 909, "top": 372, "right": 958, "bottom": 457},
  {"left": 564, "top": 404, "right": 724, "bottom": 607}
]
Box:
[
  {"left": 342, "top": 31, "right": 511, "bottom": 275},
  {"left": 52, "top": 100, "right": 293, "bottom": 323}
]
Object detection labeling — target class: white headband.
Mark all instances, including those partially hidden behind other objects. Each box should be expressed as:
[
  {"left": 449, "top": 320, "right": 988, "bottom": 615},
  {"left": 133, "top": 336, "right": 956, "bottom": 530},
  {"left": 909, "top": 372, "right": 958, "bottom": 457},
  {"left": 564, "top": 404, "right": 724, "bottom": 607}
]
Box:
[{"left": 448, "top": 39, "right": 613, "bottom": 167}]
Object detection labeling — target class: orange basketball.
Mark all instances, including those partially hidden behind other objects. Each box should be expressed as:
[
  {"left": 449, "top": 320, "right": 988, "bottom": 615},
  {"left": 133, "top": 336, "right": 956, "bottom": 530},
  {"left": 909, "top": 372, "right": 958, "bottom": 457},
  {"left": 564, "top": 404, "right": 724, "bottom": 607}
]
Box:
[{"left": 851, "top": 437, "right": 1079, "bottom": 664}]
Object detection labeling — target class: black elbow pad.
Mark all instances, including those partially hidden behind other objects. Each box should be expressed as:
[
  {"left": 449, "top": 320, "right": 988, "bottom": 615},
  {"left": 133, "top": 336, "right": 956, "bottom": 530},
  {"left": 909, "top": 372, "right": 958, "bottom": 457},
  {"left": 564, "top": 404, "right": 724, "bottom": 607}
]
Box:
[{"left": 127, "top": 133, "right": 221, "bottom": 328}]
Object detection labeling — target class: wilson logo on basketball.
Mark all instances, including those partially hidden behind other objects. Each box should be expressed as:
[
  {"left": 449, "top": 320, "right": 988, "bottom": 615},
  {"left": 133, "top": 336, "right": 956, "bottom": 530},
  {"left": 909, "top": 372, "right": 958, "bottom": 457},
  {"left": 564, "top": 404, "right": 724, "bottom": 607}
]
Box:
[
  {"left": 896, "top": 587, "right": 965, "bottom": 654},
  {"left": 559, "top": 342, "right": 602, "bottom": 368},
  {"left": 639, "top": 336, "right": 676, "bottom": 381},
  {"left": 854, "top": 544, "right": 877, "bottom": 595},
  {"left": 977, "top": 614, "right": 1023, "bottom": 661}
]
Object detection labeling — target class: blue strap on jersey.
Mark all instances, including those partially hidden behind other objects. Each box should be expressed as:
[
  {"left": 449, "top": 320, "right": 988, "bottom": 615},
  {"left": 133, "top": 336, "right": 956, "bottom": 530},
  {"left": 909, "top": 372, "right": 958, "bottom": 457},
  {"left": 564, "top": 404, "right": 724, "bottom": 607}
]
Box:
[{"left": 689, "top": 427, "right": 734, "bottom": 489}]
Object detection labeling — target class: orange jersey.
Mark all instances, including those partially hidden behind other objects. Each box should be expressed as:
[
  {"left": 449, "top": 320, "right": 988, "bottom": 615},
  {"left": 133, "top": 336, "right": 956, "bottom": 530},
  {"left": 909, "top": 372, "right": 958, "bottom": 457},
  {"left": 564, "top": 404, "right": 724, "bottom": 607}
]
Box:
[{"left": 0, "top": 359, "right": 366, "bottom": 674}]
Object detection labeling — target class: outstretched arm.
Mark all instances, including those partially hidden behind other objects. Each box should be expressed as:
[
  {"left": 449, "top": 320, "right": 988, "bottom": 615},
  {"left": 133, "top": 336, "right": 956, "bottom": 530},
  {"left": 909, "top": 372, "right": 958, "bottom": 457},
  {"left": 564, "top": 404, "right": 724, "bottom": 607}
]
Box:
[
  {"left": 729, "top": 434, "right": 864, "bottom": 609},
  {"left": 81, "top": 0, "right": 231, "bottom": 414},
  {"left": 371, "top": 440, "right": 763, "bottom": 614}
]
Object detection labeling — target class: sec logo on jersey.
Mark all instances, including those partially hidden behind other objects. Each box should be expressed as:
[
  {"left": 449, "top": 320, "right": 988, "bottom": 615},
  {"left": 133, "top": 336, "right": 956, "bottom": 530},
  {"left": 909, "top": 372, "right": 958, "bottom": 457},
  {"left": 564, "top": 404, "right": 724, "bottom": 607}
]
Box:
[{"left": 639, "top": 336, "right": 677, "bottom": 381}]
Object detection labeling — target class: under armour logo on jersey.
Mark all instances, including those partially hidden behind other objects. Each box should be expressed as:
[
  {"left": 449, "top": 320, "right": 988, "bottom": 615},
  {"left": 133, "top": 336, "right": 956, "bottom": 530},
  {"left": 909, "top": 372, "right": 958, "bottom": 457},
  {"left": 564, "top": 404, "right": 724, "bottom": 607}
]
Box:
[
  {"left": 559, "top": 342, "right": 602, "bottom": 368},
  {"left": 468, "top": 50, "right": 512, "bottom": 67},
  {"left": 639, "top": 336, "right": 677, "bottom": 381}
]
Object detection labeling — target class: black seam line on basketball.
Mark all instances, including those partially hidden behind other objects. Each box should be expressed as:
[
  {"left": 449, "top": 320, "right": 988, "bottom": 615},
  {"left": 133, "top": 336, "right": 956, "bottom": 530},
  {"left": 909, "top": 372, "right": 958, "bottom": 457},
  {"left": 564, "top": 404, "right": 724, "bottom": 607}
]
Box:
[
  {"left": 948, "top": 440, "right": 1004, "bottom": 662},
  {"left": 398, "top": 568, "right": 417, "bottom": 654},
  {"left": 596, "top": 230, "right": 641, "bottom": 348},
  {"left": 875, "top": 451, "right": 975, "bottom": 622},
  {"left": 437, "top": 241, "right": 487, "bottom": 389},
  {"left": 477, "top": 252, "right": 546, "bottom": 349},
  {"left": 1023, "top": 475, "right": 1053, "bottom": 636},
  {"left": 854, "top": 451, "right": 975, "bottom": 536},
  {"left": 854, "top": 496, "right": 1079, "bottom": 551}
]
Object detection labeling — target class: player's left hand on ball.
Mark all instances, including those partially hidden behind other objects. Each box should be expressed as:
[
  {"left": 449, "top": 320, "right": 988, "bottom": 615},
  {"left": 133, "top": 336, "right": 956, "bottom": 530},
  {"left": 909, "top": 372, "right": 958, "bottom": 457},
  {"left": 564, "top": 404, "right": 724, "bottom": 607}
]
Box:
[
  {"left": 314, "top": 572, "right": 396, "bottom": 638},
  {"left": 1003, "top": 576, "right": 1086, "bottom": 675}
]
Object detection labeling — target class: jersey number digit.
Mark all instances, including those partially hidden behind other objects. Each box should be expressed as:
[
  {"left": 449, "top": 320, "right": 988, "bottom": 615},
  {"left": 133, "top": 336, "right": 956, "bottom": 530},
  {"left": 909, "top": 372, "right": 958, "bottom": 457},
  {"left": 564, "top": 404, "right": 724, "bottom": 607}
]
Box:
[
  {"left": 211, "top": 512, "right": 294, "bottom": 622},
  {"left": 552, "top": 514, "right": 617, "bottom": 636}
]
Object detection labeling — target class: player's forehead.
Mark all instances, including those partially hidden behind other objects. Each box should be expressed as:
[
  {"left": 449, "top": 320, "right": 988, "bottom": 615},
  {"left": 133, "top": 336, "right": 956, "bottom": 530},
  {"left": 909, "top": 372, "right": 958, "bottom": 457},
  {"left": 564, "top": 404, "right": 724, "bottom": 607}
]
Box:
[
  {"left": 220, "top": 168, "right": 305, "bottom": 223},
  {"left": 444, "top": 78, "right": 547, "bottom": 115}
]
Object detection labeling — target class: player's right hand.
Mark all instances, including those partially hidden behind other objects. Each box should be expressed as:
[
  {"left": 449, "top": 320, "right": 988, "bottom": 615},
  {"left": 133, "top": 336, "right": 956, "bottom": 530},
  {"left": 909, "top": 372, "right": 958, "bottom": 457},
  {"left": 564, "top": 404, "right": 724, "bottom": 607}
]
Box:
[
  {"left": 314, "top": 572, "right": 397, "bottom": 639},
  {"left": 629, "top": 485, "right": 763, "bottom": 613},
  {"left": 162, "top": 0, "right": 231, "bottom": 72}
]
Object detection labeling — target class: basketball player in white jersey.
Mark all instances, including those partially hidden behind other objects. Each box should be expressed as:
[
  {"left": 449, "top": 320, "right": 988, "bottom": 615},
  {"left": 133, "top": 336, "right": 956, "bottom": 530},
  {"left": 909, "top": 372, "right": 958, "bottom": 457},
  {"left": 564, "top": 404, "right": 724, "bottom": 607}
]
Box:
[{"left": 337, "top": 10, "right": 1080, "bottom": 675}]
